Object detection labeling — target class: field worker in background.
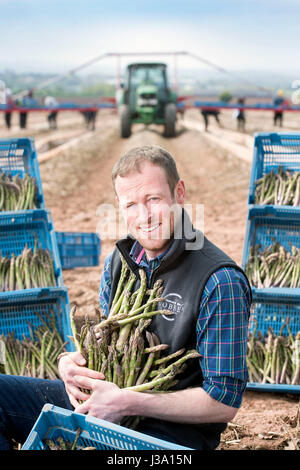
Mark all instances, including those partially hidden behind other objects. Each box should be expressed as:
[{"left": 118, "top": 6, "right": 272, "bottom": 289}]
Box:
[
  {"left": 273, "top": 90, "right": 286, "bottom": 127},
  {"left": 0, "top": 145, "right": 251, "bottom": 451},
  {"left": 81, "top": 104, "right": 98, "bottom": 131},
  {"left": 115, "top": 82, "right": 124, "bottom": 107},
  {"left": 0, "top": 81, "right": 13, "bottom": 129},
  {"left": 19, "top": 89, "right": 38, "bottom": 129},
  {"left": 200, "top": 108, "right": 222, "bottom": 131},
  {"left": 233, "top": 97, "right": 246, "bottom": 132},
  {"left": 44, "top": 95, "right": 59, "bottom": 130}
]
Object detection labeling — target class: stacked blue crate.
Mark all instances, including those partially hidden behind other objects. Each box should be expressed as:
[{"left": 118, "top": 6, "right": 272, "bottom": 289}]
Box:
[
  {"left": 248, "top": 132, "right": 300, "bottom": 208},
  {"left": 55, "top": 231, "right": 101, "bottom": 269},
  {"left": 0, "top": 138, "right": 75, "bottom": 351},
  {"left": 243, "top": 132, "right": 300, "bottom": 393},
  {"left": 0, "top": 137, "right": 45, "bottom": 208}
]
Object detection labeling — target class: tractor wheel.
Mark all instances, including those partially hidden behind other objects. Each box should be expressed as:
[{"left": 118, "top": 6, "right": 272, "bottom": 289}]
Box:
[
  {"left": 120, "top": 105, "right": 132, "bottom": 138},
  {"left": 164, "top": 103, "right": 177, "bottom": 137}
]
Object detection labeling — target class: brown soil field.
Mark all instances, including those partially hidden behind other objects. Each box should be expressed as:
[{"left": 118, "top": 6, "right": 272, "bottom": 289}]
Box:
[{"left": 1, "top": 107, "right": 300, "bottom": 450}]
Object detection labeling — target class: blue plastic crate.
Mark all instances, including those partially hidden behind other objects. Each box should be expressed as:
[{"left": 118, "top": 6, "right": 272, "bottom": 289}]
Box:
[
  {"left": 0, "top": 287, "right": 75, "bottom": 351},
  {"left": 246, "top": 291, "right": 300, "bottom": 394},
  {"left": 0, "top": 209, "right": 63, "bottom": 287},
  {"left": 56, "top": 231, "right": 101, "bottom": 269},
  {"left": 0, "top": 138, "right": 45, "bottom": 209},
  {"left": 249, "top": 290, "right": 300, "bottom": 337},
  {"left": 242, "top": 206, "right": 300, "bottom": 296},
  {"left": 248, "top": 132, "right": 300, "bottom": 206},
  {"left": 22, "top": 404, "right": 192, "bottom": 450}
]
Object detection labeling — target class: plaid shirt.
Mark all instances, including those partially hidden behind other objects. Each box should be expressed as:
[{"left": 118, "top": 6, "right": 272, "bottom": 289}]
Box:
[{"left": 99, "top": 241, "right": 251, "bottom": 408}]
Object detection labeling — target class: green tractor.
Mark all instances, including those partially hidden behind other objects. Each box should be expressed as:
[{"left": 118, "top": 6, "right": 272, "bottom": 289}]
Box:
[{"left": 116, "top": 62, "right": 177, "bottom": 138}]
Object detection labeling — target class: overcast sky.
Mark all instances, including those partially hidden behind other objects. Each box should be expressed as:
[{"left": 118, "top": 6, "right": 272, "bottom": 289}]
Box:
[{"left": 1, "top": 0, "right": 300, "bottom": 77}]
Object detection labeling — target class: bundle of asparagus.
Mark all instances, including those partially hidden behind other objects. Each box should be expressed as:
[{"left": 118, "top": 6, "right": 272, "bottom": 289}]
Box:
[
  {"left": 0, "top": 171, "right": 38, "bottom": 211},
  {"left": 255, "top": 167, "right": 300, "bottom": 206},
  {"left": 246, "top": 242, "right": 300, "bottom": 288},
  {"left": 247, "top": 319, "right": 300, "bottom": 385},
  {"left": 0, "top": 243, "right": 56, "bottom": 292},
  {"left": 70, "top": 255, "right": 200, "bottom": 429},
  {"left": 0, "top": 311, "right": 67, "bottom": 379}
]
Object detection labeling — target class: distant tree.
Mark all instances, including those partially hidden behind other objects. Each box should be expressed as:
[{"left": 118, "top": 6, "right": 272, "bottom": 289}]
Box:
[{"left": 219, "top": 91, "right": 233, "bottom": 102}]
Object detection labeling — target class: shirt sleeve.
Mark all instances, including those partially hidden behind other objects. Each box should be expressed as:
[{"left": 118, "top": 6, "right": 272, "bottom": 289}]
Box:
[
  {"left": 99, "top": 252, "right": 113, "bottom": 317},
  {"left": 196, "top": 267, "right": 251, "bottom": 408}
]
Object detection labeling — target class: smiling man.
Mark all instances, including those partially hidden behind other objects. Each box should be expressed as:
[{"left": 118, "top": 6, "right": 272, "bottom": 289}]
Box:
[
  {"left": 0, "top": 145, "right": 251, "bottom": 451},
  {"left": 114, "top": 147, "right": 185, "bottom": 257}
]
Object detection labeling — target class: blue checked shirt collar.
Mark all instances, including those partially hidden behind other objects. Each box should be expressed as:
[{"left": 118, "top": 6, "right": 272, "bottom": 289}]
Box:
[{"left": 129, "top": 240, "right": 172, "bottom": 280}]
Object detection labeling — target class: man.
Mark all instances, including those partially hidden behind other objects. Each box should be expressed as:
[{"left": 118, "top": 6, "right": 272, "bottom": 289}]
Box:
[
  {"left": 0, "top": 81, "right": 13, "bottom": 129},
  {"left": 44, "top": 95, "right": 59, "bottom": 130},
  {"left": 233, "top": 98, "right": 246, "bottom": 132},
  {"left": 81, "top": 106, "right": 97, "bottom": 131},
  {"left": 273, "top": 90, "right": 287, "bottom": 127},
  {"left": 4, "top": 88, "right": 13, "bottom": 129},
  {"left": 19, "top": 90, "right": 38, "bottom": 129},
  {"left": 0, "top": 145, "right": 251, "bottom": 451}
]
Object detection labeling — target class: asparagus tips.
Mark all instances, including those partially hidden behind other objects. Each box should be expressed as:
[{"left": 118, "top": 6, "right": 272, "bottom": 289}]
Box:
[
  {"left": 255, "top": 168, "right": 300, "bottom": 207},
  {"left": 0, "top": 172, "right": 38, "bottom": 212},
  {"left": 135, "top": 332, "right": 156, "bottom": 386},
  {"left": 0, "top": 245, "right": 57, "bottom": 292},
  {"left": 247, "top": 322, "right": 300, "bottom": 386},
  {"left": 109, "top": 255, "right": 130, "bottom": 316},
  {"left": 115, "top": 269, "right": 147, "bottom": 352},
  {"left": 246, "top": 242, "right": 300, "bottom": 289}
]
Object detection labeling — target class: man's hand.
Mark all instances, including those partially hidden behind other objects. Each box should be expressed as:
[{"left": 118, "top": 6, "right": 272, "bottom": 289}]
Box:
[
  {"left": 74, "top": 375, "right": 127, "bottom": 424},
  {"left": 58, "top": 352, "right": 105, "bottom": 408}
]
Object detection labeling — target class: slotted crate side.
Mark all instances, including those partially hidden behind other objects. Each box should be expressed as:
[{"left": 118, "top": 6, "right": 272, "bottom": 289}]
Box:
[
  {"left": 0, "top": 288, "right": 75, "bottom": 351},
  {"left": 248, "top": 291, "right": 300, "bottom": 336},
  {"left": 22, "top": 404, "right": 192, "bottom": 450},
  {"left": 0, "top": 209, "right": 63, "bottom": 287},
  {"left": 56, "top": 232, "right": 101, "bottom": 269},
  {"left": 248, "top": 132, "right": 300, "bottom": 205},
  {"left": 242, "top": 207, "right": 300, "bottom": 265},
  {"left": 242, "top": 206, "right": 300, "bottom": 296},
  {"left": 0, "top": 138, "right": 45, "bottom": 209}
]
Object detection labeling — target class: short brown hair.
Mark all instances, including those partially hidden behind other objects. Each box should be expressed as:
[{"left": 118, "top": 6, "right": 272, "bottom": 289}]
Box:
[{"left": 112, "top": 145, "right": 180, "bottom": 194}]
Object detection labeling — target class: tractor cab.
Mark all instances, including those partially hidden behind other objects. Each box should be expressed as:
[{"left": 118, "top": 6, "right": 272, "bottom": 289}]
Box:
[
  {"left": 117, "top": 62, "right": 177, "bottom": 138},
  {"left": 126, "top": 63, "right": 169, "bottom": 117}
]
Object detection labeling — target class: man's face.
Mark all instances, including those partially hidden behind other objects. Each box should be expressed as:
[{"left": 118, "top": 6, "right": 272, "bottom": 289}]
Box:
[{"left": 115, "top": 161, "right": 185, "bottom": 258}]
